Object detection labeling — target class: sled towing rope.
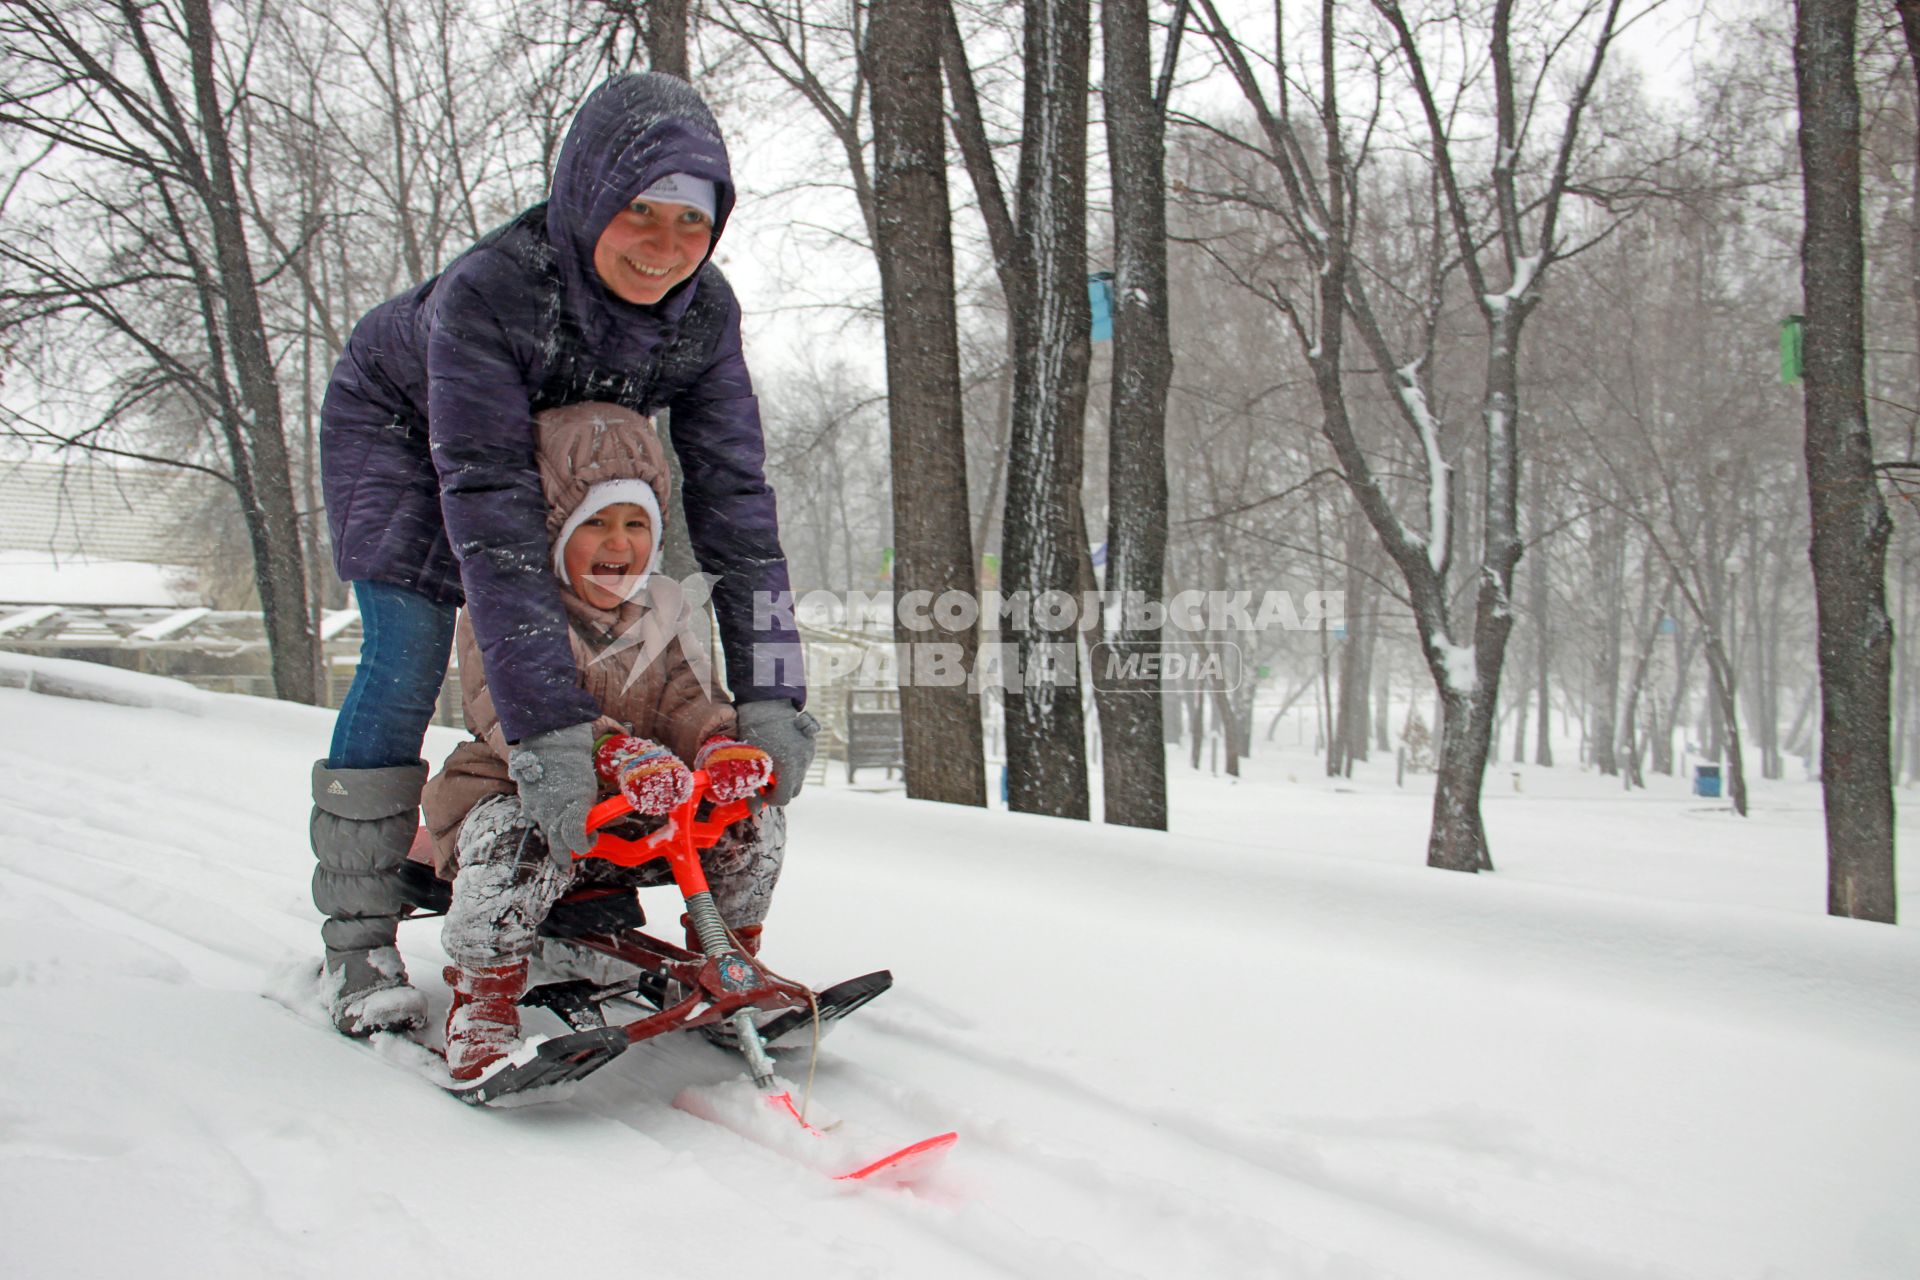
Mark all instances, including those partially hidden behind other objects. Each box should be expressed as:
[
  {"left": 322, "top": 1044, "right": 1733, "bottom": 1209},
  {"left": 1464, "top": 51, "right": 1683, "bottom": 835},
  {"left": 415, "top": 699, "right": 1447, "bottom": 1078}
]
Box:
[{"left": 443, "top": 770, "right": 958, "bottom": 1184}]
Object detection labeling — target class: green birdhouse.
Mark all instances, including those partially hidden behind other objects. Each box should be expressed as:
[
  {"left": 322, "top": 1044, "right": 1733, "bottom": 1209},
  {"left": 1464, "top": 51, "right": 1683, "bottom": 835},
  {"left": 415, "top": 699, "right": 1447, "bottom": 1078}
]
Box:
[{"left": 1780, "top": 314, "right": 1804, "bottom": 385}]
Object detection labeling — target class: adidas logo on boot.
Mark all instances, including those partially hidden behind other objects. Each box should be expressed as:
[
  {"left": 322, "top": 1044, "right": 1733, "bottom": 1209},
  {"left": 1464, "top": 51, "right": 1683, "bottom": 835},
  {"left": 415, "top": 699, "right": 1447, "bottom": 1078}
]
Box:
[{"left": 327, "top": 780, "right": 349, "bottom": 796}]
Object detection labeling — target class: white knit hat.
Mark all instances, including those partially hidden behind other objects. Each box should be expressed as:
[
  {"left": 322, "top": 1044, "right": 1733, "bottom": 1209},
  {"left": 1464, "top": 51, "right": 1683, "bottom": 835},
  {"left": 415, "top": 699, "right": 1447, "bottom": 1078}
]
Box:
[
  {"left": 552, "top": 479, "right": 664, "bottom": 601},
  {"left": 634, "top": 173, "right": 717, "bottom": 222}
]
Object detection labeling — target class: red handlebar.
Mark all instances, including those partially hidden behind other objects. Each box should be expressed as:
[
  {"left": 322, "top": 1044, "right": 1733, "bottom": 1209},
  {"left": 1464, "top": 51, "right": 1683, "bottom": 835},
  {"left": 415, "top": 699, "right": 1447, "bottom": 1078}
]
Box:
[{"left": 578, "top": 769, "right": 772, "bottom": 899}]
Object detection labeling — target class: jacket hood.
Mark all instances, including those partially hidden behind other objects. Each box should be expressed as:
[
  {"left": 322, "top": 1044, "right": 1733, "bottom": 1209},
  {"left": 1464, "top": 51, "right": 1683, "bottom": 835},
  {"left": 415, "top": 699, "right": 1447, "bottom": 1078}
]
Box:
[
  {"left": 534, "top": 402, "right": 672, "bottom": 545},
  {"left": 548, "top": 73, "right": 736, "bottom": 341}
]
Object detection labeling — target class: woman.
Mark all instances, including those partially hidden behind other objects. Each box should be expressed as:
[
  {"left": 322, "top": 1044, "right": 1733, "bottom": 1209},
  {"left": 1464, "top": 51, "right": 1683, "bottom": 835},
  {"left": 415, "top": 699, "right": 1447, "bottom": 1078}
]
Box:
[{"left": 310, "top": 72, "right": 816, "bottom": 1037}]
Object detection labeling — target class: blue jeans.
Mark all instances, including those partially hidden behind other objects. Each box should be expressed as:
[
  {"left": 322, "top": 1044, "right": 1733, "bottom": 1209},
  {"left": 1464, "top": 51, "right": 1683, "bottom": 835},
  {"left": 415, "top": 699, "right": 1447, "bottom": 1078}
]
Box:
[{"left": 328, "top": 581, "right": 458, "bottom": 769}]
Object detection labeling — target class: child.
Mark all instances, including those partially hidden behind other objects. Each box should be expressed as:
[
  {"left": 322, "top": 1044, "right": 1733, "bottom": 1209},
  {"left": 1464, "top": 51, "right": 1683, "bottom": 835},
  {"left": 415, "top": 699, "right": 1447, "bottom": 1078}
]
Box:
[{"left": 420, "top": 402, "right": 779, "bottom": 1082}]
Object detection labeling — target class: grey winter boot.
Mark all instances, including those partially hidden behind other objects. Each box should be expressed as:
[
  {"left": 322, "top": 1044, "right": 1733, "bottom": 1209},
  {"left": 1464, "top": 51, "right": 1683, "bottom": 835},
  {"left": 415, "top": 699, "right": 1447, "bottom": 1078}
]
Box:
[{"left": 311, "top": 760, "right": 431, "bottom": 1036}]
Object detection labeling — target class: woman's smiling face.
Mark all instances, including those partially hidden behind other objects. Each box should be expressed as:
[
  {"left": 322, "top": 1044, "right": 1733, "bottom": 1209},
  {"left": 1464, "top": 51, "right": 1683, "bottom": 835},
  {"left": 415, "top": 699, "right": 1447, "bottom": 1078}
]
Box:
[{"left": 591, "top": 198, "right": 713, "bottom": 306}]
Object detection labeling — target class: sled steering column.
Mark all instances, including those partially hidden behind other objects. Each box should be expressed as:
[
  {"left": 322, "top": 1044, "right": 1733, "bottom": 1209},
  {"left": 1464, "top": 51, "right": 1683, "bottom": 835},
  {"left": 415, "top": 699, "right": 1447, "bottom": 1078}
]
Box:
[{"left": 580, "top": 770, "right": 784, "bottom": 1087}]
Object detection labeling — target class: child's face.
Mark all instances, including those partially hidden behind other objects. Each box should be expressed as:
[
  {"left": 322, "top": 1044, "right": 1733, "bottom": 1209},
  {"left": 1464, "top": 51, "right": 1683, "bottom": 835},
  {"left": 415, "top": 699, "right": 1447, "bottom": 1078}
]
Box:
[
  {"left": 592, "top": 198, "right": 713, "bottom": 306},
  {"left": 563, "top": 502, "right": 655, "bottom": 609}
]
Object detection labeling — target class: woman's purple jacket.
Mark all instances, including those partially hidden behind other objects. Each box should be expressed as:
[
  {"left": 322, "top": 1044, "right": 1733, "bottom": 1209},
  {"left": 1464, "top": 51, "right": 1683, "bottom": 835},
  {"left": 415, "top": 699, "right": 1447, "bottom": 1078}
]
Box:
[{"left": 320, "top": 73, "right": 803, "bottom": 745}]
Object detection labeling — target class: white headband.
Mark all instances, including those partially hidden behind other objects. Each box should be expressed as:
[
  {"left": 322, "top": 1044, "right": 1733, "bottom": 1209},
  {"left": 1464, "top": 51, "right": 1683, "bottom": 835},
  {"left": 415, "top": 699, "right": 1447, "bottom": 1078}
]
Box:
[
  {"left": 552, "top": 479, "right": 664, "bottom": 601},
  {"left": 634, "top": 173, "right": 717, "bottom": 222}
]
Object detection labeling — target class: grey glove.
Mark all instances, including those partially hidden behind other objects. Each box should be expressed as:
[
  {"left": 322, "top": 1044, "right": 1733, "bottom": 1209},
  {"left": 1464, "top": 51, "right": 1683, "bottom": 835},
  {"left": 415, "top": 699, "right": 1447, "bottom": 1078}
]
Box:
[
  {"left": 734, "top": 699, "right": 820, "bottom": 806},
  {"left": 506, "top": 722, "right": 598, "bottom": 871}
]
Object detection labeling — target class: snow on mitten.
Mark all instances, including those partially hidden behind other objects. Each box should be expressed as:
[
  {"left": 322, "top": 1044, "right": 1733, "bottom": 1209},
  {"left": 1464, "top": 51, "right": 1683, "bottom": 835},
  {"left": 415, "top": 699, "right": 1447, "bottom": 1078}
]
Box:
[
  {"left": 594, "top": 733, "right": 693, "bottom": 816},
  {"left": 695, "top": 735, "right": 775, "bottom": 802}
]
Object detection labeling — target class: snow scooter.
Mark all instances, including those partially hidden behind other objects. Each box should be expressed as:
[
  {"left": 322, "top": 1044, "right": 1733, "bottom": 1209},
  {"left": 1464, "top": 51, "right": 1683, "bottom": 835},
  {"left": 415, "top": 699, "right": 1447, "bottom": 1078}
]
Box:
[{"left": 398, "top": 770, "right": 956, "bottom": 1181}]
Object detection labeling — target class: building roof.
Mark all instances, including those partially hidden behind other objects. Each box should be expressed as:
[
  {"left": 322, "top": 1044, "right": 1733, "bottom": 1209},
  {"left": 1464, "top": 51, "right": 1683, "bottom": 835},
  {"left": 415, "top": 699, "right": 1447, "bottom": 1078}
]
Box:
[
  {"left": 0, "top": 457, "right": 212, "bottom": 565},
  {"left": 0, "top": 550, "right": 197, "bottom": 607}
]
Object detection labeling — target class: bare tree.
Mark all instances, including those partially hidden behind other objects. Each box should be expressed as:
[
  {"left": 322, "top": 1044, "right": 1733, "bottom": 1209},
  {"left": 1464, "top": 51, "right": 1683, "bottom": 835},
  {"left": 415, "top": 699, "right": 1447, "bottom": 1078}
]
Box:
[
  {"left": 1796, "top": 0, "right": 1896, "bottom": 922},
  {"left": 1549, "top": 210, "right": 1781, "bottom": 819},
  {"left": 706, "top": 0, "right": 878, "bottom": 246},
  {"left": 1, "top": 0, "right": 318, "bottom": 701},
  {"left": 705, "top": 2, "right": 996, "bottom": 796},
  {"left": 757, "top": 360, "right": 888, "bottom": 591},
  {"left": 1194, "top": 0, "right": 1634, "bottom": 869}
]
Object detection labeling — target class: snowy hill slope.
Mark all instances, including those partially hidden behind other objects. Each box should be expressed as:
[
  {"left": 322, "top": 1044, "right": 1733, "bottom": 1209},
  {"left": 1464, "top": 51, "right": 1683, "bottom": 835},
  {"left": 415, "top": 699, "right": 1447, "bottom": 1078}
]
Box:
[{"left": 2, "top": 654, "right": 1917, "bottom": 1279}]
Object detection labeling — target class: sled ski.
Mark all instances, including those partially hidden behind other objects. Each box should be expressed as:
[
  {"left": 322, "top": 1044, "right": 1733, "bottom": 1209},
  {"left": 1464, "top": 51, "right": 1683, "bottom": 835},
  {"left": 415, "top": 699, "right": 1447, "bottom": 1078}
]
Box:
[{"left": 676, "top": 1080, "right": 959, "bottom": 1184}]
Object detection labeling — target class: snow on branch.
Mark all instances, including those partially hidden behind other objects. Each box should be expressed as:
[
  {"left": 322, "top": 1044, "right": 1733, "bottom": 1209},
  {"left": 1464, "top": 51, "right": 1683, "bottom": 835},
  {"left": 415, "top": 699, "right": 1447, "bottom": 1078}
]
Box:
[
  {"left": 1395, "top": 359, "right": 1450, "bottom": 573},
  {"left": 1482, "top": 253, "right": 1542, "bottom": 317},
  {"left": 1437, "top": 640, "right": 1478, "bottom": 696}
]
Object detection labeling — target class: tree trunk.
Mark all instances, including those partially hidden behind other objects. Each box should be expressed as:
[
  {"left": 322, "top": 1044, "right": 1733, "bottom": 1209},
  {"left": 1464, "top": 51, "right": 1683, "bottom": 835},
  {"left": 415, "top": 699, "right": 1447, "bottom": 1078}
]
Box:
[
  {"left": 1424, "top": 303, "right": 1527, "bottom": 874},
  {"left": 1894, "top": 559, "right": 1909, "bottom": 780},
  {"left": 1740, "top": 523, "right": 1785, "bottom": 781},
  {"left": 1512, "top": 679, "right": 1529, "bottom": 764},
  {"left": 1431, "top": 683, "right": 1497, "bottom": 873},
  {"left": 1092, "top": 0, "right": 1172, "bottom": 829},
  {"left": 1375, "top": 658, "right": 1393, "bottom": 752},
  {"left": 1702, "top": 634, "right": 1750, "bottom": 816},
  {"left": 1706, "top": 570, "right": 1729, "bottom": 760},
  {"left": 1784, "top": 679, "right": 1819, "bottom": 763},
  {"left": 1331, "top": 629, "right": 1362, "bottom": 776},
  {"left": 1332, "top": 508, "right": 1372, "bottom": 773},
  {"left": 1211, "top": 679, "right": 1242, "bottom": 778},
  {"left": 1188, "top": 687, "right": 1206, "bottom": 770},
  {"left": 185, "top": 0, "right": 318, "bottom": 704},
  {"left": 643, "top": 0, "right": 690, "bottom": 76},
  {"left": 1906, "top": 1, "right": 1920, "bottom": 675},
  {"left": 1590, "top": 510, "right": 1624, "bottom": 774},
  {"left": 1002, "top": 0, "right": 1092, "bottom": 818},
  {"left": 1266, "top": 676, "right": 1317, "bottom": 740},
  {"left": 1618, "top": 575, "right": 1670, "bottom": 792},
  {"left": 1648, "top": 701, "right": 1671, "bottom": 777},
  {"left": 868, "top": 0, "right": 987, "bottom": 807},
  {"left": 1659, "top": 620, "right": 1698, "bottom": 776},
  {"left": 1317, "top": 578, "right": 1336, "bottom": 765},
  {"left": 1764, "top": 549, "right": 1790, "bottom": 779},
  {"left": 1796, "top": 0, "right": 1897, "bottom": 921},
  {"left": 1529, "top": 462, "right": 1554, "bottom": 765},
  {"left": 1355, "top": 613, "right": 1377, "bottom": 763}
]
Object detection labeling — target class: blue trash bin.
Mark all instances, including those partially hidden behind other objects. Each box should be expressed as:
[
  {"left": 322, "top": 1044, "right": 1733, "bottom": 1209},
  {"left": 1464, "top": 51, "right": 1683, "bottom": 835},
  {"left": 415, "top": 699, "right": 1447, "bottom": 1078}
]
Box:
[{"left": 1692, "top": 764, "right": 1722, "bottom": 798}]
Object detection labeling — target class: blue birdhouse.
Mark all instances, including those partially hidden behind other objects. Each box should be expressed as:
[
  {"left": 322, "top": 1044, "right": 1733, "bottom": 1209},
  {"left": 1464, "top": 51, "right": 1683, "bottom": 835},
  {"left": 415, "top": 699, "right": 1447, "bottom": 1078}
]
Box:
[{"left": 1088, "top": 271, "right": 1115, "bottom": 342}]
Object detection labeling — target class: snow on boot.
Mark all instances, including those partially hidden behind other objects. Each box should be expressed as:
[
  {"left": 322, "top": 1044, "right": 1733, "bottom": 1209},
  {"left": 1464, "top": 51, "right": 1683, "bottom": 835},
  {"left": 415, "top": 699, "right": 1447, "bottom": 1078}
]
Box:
[
  {"left": 444, "top": 961, "right": 529, "bottom": 1082},
  {"left": 328, "top": 946, "right": 429, "bottom": 1037}
]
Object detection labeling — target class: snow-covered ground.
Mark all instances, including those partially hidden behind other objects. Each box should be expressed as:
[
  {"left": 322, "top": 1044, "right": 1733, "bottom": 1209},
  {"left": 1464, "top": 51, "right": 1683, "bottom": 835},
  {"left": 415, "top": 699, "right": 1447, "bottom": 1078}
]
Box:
[{"left": 1, "top": 652, "right": 1915, "bottom": 1279}]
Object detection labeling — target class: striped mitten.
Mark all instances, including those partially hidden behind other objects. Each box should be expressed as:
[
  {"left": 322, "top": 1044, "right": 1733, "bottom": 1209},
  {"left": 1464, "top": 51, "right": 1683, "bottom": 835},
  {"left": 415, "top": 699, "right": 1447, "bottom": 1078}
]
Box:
[
  {"left": 594, "top": 733, "right": 693, "bottom": 816},
  {"left": 695, "top": 734, "right": 775, "bottom": 802}
]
